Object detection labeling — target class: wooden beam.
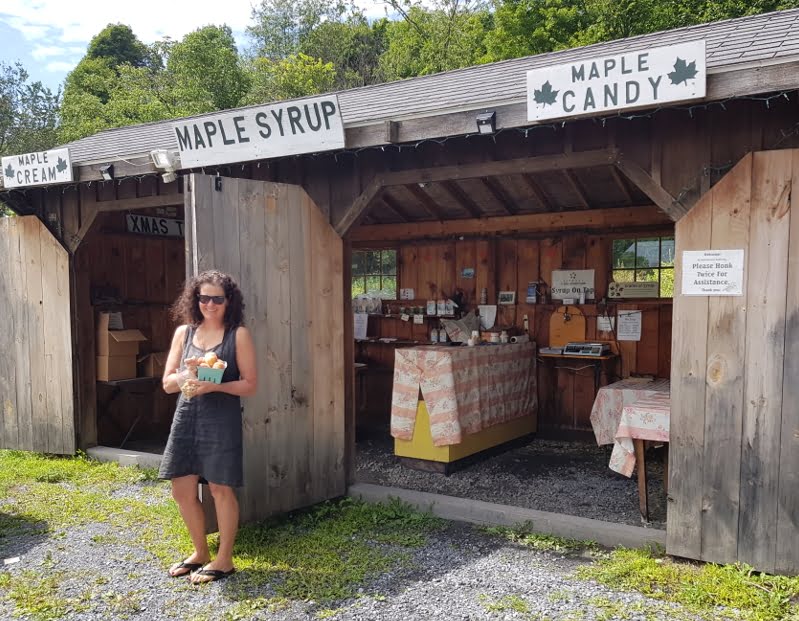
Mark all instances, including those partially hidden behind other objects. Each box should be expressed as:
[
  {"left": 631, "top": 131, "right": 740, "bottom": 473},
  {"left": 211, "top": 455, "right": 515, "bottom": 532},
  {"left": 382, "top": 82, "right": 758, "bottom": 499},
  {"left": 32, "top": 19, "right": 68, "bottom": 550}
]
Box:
[
  {"left": 383, "top": 148, "right": 619, "bottom": 187},
  {"left": 93, "top": 193, "right": 184, "bottom": 213},
  {"left": 335, "top": 177, "right": 384, "bottom": 237},
  {"left": 609, "top": 166, "right": 635, "bottom": 204},
  {"left": 481, "top": 177, "right": 517, "bottom": 215},
  {"left": 406, "top": 184, "right": 448, "bottom": 219},
  {"left": 440, "top": 180, "right": 484, "bottom": 218},
  {"left": 615, "top": 159, "right": 688, "bottom": 221},
  {"left": 520, "top": 173, "right": 552, "bottom": 211},
  {"left": 562, "top": 169, "right": 590, "bottom": 209},
  {"left": 68, "top": 205, "right": 98, "bottom": 253},
  {"left": 379, "top": 193, "right": 412, "bottom": 222},
  {"left": 348, "top": 205, "right": 672, "bottom": 242},
  {"left": 384, "top": 120, "right": 399, "bottom": 143}
]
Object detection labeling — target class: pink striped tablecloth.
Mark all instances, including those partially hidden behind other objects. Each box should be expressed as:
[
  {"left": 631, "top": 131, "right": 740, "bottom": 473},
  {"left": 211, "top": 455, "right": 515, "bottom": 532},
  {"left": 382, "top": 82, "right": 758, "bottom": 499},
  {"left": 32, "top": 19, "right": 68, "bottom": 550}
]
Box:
[
  {"left": 610, "top": 392, "right": 671, "bottom": 476},
  {"left": 390, "top": 342, "right": 537, "bottom": 446},
  {"left": 590, "top": 377, "right": 670, "bottom": 446}
]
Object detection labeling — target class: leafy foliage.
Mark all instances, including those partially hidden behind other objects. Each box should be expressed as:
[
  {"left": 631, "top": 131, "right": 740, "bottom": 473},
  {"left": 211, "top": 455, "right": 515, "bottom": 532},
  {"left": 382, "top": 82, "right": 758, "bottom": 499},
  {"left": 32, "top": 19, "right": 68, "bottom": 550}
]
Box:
[
  {"left": 86, "top": 23, "right": 149, "bottom": 69},
  {"left": 0, "top": 61, "right": 60, "bottom": 156}
]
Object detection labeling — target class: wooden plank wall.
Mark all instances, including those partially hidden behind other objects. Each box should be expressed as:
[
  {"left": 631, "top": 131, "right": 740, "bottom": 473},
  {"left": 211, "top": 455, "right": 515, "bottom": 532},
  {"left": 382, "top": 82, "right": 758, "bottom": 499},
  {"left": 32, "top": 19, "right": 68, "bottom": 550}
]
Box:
[
  {"left": 356, "top": 229, "right": 674, "bottom": 435},
  {"left": 0, "top": 216, "right": 74, "bottom": 454},
  {"left": 185, "top": 175, "right": 345, "bottom": 526},
  {"left": 73, "top": 210, "right": 184, "bottom": 445},
  {"left": 668, "top": 148, "right": 799, "bottom": 575}
]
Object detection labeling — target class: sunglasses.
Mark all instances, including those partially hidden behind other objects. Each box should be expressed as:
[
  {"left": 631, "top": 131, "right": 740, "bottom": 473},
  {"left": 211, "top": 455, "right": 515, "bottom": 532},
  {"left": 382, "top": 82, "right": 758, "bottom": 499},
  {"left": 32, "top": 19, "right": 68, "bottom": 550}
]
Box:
[{"left": 198, "top": 294, "right": 226, "bottom": 305}]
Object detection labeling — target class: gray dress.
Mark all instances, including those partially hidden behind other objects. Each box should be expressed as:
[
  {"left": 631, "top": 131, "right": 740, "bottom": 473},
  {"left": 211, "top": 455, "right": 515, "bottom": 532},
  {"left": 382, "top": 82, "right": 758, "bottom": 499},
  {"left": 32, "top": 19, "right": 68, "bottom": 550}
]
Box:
[{"left": 158, "top": 325, "right": 243, "bottom": 487}]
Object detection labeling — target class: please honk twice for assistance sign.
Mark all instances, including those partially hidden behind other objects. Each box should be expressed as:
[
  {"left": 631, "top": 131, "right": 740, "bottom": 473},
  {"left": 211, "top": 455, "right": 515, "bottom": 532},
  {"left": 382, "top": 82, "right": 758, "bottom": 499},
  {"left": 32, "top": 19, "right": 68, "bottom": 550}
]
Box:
[{"left": 526, "top": 40, "right": 706, "bottom": 123}]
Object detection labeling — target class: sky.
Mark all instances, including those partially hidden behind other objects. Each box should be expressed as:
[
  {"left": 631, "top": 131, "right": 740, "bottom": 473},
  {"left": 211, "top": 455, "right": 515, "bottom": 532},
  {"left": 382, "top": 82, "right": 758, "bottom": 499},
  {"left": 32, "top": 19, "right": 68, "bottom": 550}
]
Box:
[{"left": 0, "top": 0, "right": 390, "bottom": 93}]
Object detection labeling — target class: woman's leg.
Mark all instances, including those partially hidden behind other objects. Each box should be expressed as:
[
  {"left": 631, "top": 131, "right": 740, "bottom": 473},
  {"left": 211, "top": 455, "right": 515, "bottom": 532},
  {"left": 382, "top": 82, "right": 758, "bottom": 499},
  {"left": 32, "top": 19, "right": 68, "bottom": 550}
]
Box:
[
  {"left": 169, "top": 475, "right": 210, "bottom": 575},
  {"left": 190, "top": 482, "right": 238, "bottom": 582}
]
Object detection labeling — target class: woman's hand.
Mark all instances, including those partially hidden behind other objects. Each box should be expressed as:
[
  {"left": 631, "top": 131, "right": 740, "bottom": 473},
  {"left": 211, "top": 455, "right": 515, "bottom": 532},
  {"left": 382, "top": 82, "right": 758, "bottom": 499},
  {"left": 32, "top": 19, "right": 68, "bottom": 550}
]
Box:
[
  {"left": 183, "top": 356, "right": 201, "bottom": 372},
  {"left": 191, "top": 380, "right": 218, "bottom": 396}
]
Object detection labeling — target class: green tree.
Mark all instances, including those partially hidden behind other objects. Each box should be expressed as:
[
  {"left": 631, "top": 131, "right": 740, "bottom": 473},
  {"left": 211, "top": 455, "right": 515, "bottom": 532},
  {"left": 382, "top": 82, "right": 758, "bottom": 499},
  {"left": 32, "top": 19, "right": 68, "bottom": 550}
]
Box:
[
  {"left": 248, "top": 0, "right": 350, "bottom": 59},
  {"left": 167, "top": 25, "right": 250, "bottom": 113},
  {"left": 86, "top": 23, "right": 149, "bottom": 68},
  {"left": 379, "top": 1, "right": 491, "bottom": 79},
  {"left": 245, "top": 53, "right": 336, "bottom": 104}
]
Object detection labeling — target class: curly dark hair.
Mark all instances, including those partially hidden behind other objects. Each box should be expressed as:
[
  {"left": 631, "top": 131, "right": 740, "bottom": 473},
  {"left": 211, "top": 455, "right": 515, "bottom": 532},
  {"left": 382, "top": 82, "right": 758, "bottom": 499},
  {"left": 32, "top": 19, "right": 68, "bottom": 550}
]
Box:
[{"left": 171, "top": 270, "right": 245, "bottom": 328}]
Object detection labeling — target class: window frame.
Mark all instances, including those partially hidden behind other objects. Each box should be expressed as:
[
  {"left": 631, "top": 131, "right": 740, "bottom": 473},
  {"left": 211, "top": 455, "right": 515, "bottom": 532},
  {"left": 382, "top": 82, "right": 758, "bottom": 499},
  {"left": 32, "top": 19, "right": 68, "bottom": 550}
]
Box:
[
  {"left": 351, "top": 247, "right": 399, "bottom": 300},
  {"left": 610, "top": 234, "right": 675, "bottom": 299}
]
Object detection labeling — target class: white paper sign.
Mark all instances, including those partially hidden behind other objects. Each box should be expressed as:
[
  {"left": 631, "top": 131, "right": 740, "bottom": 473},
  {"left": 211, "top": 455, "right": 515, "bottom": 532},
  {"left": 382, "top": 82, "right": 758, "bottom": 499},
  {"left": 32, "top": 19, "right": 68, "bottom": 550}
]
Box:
[
  {"left": 527, "top": 40, "right": 706, "bottom": 122},
  {"left": 174, "top": 95, "right": 345, "bottom": 168},
  {"left": 353, "top": 313, "right": 368, "bottom": 340},
  {"left": 617, "top": 310, "right": 642, "bottom": 341},
  {"left": 682, "top": 249, "right": 745, "bottom": 296},
  {"left": 551, "top": 269, "right": 595, "bottom": 300},
  {"left": 597, "top": 316, "right": 616, "bottom": 332},
  {"left": 126, "top": 214, "right": 185, "bottom": 238},
  {"left": 2, "top": 148, "right": 73, "bottom": 188}
]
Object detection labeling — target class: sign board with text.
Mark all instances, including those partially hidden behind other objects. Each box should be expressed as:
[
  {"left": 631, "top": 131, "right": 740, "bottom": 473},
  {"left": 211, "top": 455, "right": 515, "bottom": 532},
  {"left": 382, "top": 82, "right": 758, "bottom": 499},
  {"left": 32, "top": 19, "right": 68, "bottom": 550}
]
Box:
[
  {"left": 126, "top": 214, "right": 185, "bottom": 238},
  {"left": 2, "top": 148, "right": 73, "bottom": 188},
  {"left": 551, "top": 269, "right": 595, "bottom": 300},
  {"left": 527, "top": 40, "right": 706, "bottom": 122},
  {"left": 173, "top": 95, "right": 345, "bottom": 168},
  {"left": 682, "top": 249, "right": 745, "bottom": 296}
]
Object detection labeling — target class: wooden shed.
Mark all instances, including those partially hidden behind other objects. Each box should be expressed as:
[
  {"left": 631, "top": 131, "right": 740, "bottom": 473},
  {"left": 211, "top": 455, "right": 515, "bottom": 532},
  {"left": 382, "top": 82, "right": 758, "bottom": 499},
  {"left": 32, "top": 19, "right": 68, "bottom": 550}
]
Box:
[{"left": 1, "top": 10, "right": 798, "bottom": 574}]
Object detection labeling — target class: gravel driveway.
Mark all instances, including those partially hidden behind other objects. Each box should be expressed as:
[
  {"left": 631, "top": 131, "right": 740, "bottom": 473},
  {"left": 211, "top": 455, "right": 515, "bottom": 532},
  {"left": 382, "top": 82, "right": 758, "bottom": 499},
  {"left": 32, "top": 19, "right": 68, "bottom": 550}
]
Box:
[{"left": 2, "top": 486, "right": 693, "bottom": 621}]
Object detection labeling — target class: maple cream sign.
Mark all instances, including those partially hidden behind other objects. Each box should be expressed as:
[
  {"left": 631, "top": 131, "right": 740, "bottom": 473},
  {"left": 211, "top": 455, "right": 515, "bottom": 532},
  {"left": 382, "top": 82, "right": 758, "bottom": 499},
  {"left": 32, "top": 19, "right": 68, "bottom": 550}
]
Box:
[
  {"left": 2, "top": 148, "right": 73, "bottom": 188},
  {"left": 526, "top": 40, "right": 706, "bottom": 122}
]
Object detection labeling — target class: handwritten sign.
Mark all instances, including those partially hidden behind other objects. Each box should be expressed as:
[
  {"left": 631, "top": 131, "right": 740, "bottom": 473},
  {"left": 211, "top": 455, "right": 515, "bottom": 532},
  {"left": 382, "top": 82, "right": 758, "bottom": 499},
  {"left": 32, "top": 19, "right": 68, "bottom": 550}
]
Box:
[
  {"left": 682, "top": 249, "right": 744, "bottom": 296},
  {"left": 527, "top": 40, "right": 706, "bottom": 122},
  {"left": 2, "top": 148, "right": 73, "bottom": 188},
  {"left": 551, "top": 269, "right": 595, "bottom": 300},
  {"left": 617, "top": 310, "right": 642, "bottom": 341},
  {"left": 174, "top": 95, "right": 345, "bottom": 168}
]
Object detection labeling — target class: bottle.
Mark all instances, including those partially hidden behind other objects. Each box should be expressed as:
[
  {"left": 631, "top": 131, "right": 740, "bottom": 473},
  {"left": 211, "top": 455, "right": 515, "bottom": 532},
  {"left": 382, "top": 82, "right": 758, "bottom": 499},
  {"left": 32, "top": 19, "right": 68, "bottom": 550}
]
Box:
[
  {"left": 430, "top": 327, "right": 439, "bottom": 343},
  {"left": 480, "top": 288, "right": 487, "bottom": 305},
  {"left": 579, "top": 288, "right": 586, "bottom": 305}
]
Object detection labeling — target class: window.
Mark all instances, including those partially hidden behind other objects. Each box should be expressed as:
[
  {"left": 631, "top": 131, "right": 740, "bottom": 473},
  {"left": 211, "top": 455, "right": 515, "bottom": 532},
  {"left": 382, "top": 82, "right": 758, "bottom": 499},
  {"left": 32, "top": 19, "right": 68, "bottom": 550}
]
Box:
[
  {"left": 352, "top": 249, "right": 397, "bottom": 299},
  {"left": 612, "top": 236, "right": 675, "bottom": 298}
]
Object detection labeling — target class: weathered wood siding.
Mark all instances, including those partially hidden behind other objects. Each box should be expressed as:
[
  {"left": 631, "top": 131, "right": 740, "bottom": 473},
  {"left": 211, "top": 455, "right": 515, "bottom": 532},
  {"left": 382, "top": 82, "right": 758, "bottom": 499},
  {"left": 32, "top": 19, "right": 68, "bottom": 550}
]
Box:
[
  {"left": 184, "top": 174, "right": 345, "bottom": 524},
  {"left": 0, "top": 216, "right": 74, "bottom": 454},
  {"left": 668, "top": 149, "right": 799, "bottom": 575}
]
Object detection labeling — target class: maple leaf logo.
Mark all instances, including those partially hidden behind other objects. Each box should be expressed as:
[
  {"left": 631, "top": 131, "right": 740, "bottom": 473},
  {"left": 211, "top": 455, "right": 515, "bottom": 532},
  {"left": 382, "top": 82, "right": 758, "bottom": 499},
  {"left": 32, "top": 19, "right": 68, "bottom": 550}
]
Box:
[
  {"left": 4, "top": 163, "right": 14, "bottom": 180},
  {"left": 668, "top": 57, "right": 698, "bottom": 86},
  {"left": 533, "top": 80, "right": 559, "bottom": 106},
  {"left": 56, "top": 157, "right": 68, "bottom": 173}
]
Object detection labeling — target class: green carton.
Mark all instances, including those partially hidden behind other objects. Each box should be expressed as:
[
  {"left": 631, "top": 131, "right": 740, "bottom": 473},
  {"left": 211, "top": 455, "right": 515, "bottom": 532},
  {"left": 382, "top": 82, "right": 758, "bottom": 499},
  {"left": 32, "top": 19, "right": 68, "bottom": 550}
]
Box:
[{"left": 198, "top": 361, "right": 226, "bottom": 384}]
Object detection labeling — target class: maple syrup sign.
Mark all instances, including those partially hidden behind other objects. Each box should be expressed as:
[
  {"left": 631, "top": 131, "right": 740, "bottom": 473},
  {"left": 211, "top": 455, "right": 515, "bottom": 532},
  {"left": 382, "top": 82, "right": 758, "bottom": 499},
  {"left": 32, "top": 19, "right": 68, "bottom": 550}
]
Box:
[
  {"left": 173, "top": 95, "right": 345, "bottom": 168},
  {"left": 526, "top": 40, "right": 706, "bottom": 122},
  {"left": 2, "top": 148, "right": 73, "bottom": 188}
]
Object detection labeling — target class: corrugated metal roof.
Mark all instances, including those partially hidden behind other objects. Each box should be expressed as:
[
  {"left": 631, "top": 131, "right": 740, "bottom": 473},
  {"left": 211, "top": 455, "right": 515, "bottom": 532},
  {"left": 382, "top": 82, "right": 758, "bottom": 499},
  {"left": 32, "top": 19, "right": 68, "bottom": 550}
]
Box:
[{"left": 63, "top": 8, "right": 799, "bottom": 165}]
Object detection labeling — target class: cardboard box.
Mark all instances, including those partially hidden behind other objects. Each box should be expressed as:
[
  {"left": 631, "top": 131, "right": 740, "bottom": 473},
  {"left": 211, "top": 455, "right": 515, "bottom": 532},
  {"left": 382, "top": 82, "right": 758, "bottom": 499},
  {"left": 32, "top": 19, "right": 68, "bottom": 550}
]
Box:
[
  {"left": 96, "top": 312, "right": 147, "bottom": 357},
  {"left": 97, "top": 356, "right": 137, "bottom": 381},
  {"left": 138, "top": 352, "right": 169, "bottom": 377},
  {"left": 198, "top": 363, "right": 226, "bottom": 384}
]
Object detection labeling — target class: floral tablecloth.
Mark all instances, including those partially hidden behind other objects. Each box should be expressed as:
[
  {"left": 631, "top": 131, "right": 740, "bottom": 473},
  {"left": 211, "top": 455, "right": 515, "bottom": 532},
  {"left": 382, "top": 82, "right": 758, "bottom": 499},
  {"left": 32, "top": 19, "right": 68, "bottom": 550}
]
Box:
[
  {"left": 390, "top": 342, "right": 537, "bottom": 446},
  {"left": 610, "top": 392, "right": 671, "bottom": 476},
  {"left": 589, "top": 377, "right": 670, "bottom": 475}
]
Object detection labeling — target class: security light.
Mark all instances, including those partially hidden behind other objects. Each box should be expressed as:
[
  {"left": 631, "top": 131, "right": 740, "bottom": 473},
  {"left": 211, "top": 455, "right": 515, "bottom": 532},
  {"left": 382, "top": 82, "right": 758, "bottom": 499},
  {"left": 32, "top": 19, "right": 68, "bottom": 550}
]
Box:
[
  {"left": 99, "top": 164, "right": 114, "bottom": 181},
  {"left": 150, "top": 149, "right": 176, "bottom": 170},
  {"left": 476, "top": 111, "right": 496, "bottom": 134}
]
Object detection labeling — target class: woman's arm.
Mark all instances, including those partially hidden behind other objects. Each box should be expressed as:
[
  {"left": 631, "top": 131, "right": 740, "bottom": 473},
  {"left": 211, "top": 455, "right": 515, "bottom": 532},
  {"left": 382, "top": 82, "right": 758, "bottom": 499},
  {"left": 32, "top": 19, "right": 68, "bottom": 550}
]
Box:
[
  {"left": 162, "top": 325, "right": 189, "bottom": 394},
  {"left": 194, "top": 326, "right": 258, "bottom": 398}
]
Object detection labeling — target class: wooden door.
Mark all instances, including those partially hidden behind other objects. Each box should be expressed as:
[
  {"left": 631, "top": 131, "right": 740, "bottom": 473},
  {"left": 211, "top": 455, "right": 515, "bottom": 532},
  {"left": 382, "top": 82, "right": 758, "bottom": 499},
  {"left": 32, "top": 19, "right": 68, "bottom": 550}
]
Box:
[
  {"left": 668, "top": 149, "right": 799, "bottom": 575},
  {"left": 0, "top": 216, "right": 75, "bottom": 454},
  {"left": 184, "top": 174, "right": 345, "bottom": 524}
]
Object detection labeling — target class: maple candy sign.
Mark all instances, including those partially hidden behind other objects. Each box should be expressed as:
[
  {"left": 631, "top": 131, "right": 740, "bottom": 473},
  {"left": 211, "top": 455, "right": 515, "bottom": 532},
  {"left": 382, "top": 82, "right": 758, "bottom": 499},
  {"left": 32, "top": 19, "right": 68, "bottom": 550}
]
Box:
[
  {"left": 2, "top": 148, "right": 73, "bottom": 189},
  {"left": 526, "top": 40, "right": 706, "bottom": 122}
]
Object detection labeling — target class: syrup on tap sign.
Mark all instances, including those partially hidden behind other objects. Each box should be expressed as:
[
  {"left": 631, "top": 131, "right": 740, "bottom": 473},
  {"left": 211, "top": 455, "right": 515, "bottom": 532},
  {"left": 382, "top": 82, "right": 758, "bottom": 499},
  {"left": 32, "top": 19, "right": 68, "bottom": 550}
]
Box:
[{"left": 527, "top": 40, "right": 706, "bottom": 122}]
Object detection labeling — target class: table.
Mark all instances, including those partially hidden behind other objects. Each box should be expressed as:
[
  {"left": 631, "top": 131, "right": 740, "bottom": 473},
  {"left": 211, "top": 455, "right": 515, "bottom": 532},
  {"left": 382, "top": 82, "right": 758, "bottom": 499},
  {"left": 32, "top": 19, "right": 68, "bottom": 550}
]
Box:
[
  {"left": 390, "top": 342, "right": 537, "bottom": 447},
  {"left": 589, "top": 377, "right": 670, "bottom": 520},
  {"left": 617, "top": 392, "right": 671, "bottom": 521}
]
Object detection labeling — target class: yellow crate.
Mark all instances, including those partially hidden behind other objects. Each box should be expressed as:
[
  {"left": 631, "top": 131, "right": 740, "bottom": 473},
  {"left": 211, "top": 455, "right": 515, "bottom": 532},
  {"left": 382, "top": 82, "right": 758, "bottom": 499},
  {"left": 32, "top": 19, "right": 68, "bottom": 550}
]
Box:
[{"left": 394, "top": 400, "right": 536, "bottom": 463}]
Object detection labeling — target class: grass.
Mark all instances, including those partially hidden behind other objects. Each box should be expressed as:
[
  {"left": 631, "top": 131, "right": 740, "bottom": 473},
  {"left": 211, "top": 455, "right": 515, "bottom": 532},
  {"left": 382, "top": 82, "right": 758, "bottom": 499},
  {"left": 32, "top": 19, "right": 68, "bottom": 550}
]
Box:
[
  {"left": 480, "top": 520, "right": 600, "bottom": 554},
  {"left": 479, "top": 593, "right": 531, "bottom": 614},
  {"left": 577, "top": 546, "right": 799, "bottom": 621},
  {"left": 0, "top": 449, "right": 445, "bottom": 620}
]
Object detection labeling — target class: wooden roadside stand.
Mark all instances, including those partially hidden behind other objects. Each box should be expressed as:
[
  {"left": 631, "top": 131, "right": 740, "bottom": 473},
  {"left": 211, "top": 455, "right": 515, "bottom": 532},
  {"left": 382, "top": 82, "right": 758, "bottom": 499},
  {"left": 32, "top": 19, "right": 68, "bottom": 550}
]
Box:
[{"left": 1, "top": 10, "right": 798, "bottom": 575}]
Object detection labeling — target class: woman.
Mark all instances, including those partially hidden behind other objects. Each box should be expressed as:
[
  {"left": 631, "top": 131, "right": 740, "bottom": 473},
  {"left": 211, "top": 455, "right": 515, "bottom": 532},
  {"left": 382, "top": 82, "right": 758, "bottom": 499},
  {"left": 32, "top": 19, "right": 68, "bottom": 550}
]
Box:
[{"left": 159, "top": 270, "right": 257, "bottom": 584}]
